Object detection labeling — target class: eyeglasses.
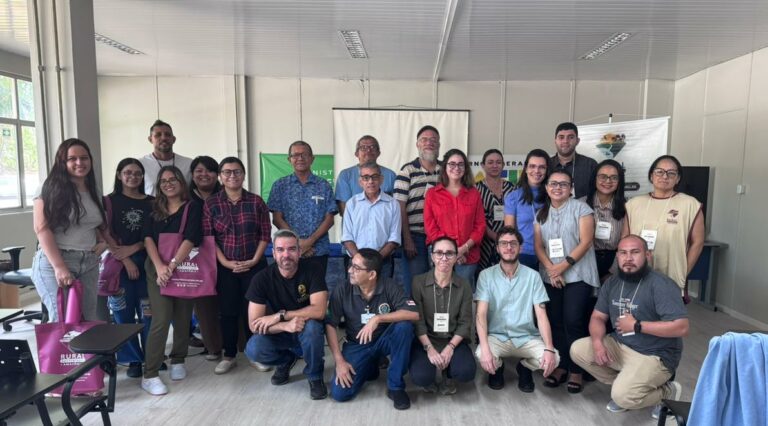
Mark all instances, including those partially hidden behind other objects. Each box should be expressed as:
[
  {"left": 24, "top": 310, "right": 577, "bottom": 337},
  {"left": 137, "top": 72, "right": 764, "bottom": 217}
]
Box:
[
  {"left": 432, "top": 250, "right": 457, "bottom": 260},
  {"left": 121, "top": 171, "right": 143, "bottom": 178},
  {"left": 220, "top": 169, "right": 244, "bottom": 177},
  {"left": 159, "top": 177, "right": 179, "bottom": 186},
  {"left": 289, "top": 152, "right": 311, "bottom": 160},
  {"left": 418, "top": 137, "right": 438, "bottom": 144},
  {"left": 446, "top": 162, "right": 465, "bottom": 170},
  {"left": 652, "top": 168, "right": 679, "bottom": 179},
  {"left": 360, "top": 174, "right": 381, "bottom": 182},
  {"left": 348, "top": 263, "right": 370, "bottom": 272},
  {"left": 547, "top": 181, "right": 571, "bottom": 189},
  {"left": 497, "top": 240, "right": 520, "bottom": 248},
  {"left": 597, "top": 174, "right": 619, "bottom": 183},
  {"left": 357, "top": 145, "right": 378, "bottom": 153}
]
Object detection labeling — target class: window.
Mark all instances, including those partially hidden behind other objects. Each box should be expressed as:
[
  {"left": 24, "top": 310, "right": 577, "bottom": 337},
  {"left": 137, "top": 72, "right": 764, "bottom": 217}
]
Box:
[{"left": 0, "top": 73, "right": 40, "bottom": 209}]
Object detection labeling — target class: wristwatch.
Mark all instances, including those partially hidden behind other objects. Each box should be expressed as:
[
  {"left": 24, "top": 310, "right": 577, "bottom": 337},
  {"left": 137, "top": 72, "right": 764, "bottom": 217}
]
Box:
[
  {"left": 634, "top": 320, "right": 642, "bottom": 334},
  {"left": 169, "top": 258, "right": 178, "bottom": 269},
  {"left": 565, "top": 256, "right": 576, "bottom": 266},
  {"left": 423, "top": 344, "right": 433, "bottom": 352},
  {"left": 278, "top": 310, "right": 287, "bottom": 322}
]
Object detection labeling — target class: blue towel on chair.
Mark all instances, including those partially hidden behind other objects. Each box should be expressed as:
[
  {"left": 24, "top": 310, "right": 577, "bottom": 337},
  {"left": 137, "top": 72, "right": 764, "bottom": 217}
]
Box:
[{"left": 688, "top": 332, "right": 768, "bottom": 426}]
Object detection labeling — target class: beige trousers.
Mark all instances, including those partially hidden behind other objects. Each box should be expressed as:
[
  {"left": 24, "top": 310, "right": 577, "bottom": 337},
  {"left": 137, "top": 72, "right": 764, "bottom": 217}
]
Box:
[
  {"left": 476, "top": 335, "right": 561, "bottom": 372},
  {"left": 570, "top": 336, "right": 672, "bottom": 409}
]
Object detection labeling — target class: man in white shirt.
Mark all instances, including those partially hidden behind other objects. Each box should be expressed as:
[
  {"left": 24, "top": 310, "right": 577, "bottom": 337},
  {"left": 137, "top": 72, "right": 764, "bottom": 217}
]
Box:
[{"left": 140, "top": 119, "right": 193, "bottom": 195}]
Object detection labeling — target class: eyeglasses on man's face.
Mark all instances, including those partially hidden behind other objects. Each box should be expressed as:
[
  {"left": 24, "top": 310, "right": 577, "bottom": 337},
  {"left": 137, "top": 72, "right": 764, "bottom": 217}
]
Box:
[
  {"left": 497, "top": 240, "right": 520, "bottom": 249},
  {"left": 348, "top": 263, "right": 370, "bottom": 272},
  {"left": 360, "top": 174, "right": 381, "bottom": 182}
]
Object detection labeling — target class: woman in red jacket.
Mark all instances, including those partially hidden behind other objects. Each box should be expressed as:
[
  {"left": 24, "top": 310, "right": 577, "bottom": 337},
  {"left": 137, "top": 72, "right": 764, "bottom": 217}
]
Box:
[{"left": 424, "top": 149, "right": 486, "bottom": 291}]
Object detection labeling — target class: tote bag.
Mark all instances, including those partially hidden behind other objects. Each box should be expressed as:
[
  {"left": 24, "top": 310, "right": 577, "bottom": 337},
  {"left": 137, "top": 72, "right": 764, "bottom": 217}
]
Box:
[
  {"left": 97, "top": 195, "right": 123, "bottom": 296},
  {"left": 158, "top": 202, "right": 217, "bottom": 298}
]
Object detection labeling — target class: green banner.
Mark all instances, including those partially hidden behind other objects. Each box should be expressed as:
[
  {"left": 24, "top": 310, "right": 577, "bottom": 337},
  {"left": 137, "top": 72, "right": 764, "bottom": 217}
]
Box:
[{"left": 259, "top": 153, "right": 335, "bottom": 202}]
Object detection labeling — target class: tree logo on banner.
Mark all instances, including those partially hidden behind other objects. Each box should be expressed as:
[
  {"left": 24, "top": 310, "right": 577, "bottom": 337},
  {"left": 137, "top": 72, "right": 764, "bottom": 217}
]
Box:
[{"left": 595, "top": 133, "right": 627, "bottom": 159}]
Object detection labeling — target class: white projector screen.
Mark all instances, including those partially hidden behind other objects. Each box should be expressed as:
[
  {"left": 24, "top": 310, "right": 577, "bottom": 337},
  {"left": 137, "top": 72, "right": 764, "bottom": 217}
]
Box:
[{"left": 332, "top": 109, "right": 469, "bottom": 176}]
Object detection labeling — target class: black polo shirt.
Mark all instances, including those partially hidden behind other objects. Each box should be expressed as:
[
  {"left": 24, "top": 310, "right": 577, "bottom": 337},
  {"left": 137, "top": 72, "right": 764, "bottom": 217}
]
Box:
[
  {"left": 327, "top": 277, "right": 417, "bottom": 344},
  {"left": 246, "top": 261, "right": 328, "bottom": 313},
  {"left": 549, "top": 152, "right": 598, "bottom": 199}
]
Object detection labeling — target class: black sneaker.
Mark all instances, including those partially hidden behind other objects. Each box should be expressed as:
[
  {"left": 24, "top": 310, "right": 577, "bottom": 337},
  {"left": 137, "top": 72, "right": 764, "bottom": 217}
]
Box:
[
  {"left": 379, "top": 356, "right": 390, "bottom": 369},
  {"left": 309, "top": 379, "right": 328, "bottom": 400},
  {"left": 127, "top": 362, "right": 143, "bottom": 378},
  {"left": 387, "top": 389, "right": 411, "bottom": 410},
  {"left": 516, "top": 362, "right": 534, "bottom": 393},
  {"left": 271, "top": 354, "right": 297, "bottom": 386},
  {"left": 488, "top": 363, "right": 505, "bottom": 390}
]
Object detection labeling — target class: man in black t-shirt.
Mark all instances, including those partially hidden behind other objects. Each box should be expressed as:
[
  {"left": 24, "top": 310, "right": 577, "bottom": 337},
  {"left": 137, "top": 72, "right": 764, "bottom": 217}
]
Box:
[
  {"left": 244, "top": 229, "right": 329, "bottom": 400},
  {"left": 571, "top": 235, "right": 688, "bottom": 419},
  {"left": 325, "top": 249, "right": 419, "bottom": 410}
]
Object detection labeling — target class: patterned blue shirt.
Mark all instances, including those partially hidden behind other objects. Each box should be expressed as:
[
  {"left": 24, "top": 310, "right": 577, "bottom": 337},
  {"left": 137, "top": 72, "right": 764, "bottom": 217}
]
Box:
[
  {"left": 267, "top": 173, "right": 337, "bottom": 256},
  {"left": 334, "top": 164, "right": 397, "bottom": 203}
]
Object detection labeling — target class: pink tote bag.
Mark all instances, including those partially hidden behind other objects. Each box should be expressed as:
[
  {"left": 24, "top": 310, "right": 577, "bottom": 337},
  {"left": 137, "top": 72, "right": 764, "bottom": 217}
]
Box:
[
  {"left": 35, "top": 280, "right": 106, "bottom": 394},
  {"left": 158, "top": 202, "right": 217, "bottom": 299},
  {"left": 97, "top": 196, "right": 123, "bottom": 296}
]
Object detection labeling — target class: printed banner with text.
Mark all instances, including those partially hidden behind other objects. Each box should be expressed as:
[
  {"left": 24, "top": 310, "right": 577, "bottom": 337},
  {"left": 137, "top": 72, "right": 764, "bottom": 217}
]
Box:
[{"left": 259, "top": 153, "right": 335, "bottom": 202}]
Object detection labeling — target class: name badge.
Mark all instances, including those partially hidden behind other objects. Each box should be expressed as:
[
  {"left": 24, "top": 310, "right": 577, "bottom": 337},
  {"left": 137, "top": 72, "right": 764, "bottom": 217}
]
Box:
[
  {"left": 640, "top": 229, "right": 658, "bottom": 250},
  {"left": 548, "top": 238, "right": 565, "bottom": 258},
  {"left": 595, "top": 221, "right": 612, "bottom": 240},
  {"left": 433, "top": 313, "right": 449, "bottom": 333},
  {"left": 361, "top": 313, "right": 375, "bottom": 324},
  {"left": 493, "top": 205, "right": 504, "bottom": 222}
]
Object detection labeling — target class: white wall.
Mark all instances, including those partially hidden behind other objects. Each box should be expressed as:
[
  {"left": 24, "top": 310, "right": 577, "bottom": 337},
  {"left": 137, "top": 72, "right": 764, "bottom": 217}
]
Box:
[{"left": 671, "top": 46, "right": 768, "bottom": 326}]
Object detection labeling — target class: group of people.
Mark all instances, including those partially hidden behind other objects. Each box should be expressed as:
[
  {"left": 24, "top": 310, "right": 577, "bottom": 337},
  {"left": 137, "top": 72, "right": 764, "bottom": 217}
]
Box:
[{"left": 30, "top": 119, "right": 700, "bottom": 417}]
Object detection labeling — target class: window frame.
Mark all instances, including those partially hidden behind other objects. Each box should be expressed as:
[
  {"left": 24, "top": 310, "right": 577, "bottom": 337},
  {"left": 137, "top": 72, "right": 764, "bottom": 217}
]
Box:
[{"left": 0, "top": 70, "right": 38, "bottom": 211}]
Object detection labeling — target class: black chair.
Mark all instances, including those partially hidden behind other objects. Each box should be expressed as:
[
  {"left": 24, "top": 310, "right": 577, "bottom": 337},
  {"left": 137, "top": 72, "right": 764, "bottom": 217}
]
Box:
[
  {"left": 1, "top": 246, "right": 48, "bottom": 331},
  {"left": 0, "top": 323, "right": 143, "bottom": 425}
]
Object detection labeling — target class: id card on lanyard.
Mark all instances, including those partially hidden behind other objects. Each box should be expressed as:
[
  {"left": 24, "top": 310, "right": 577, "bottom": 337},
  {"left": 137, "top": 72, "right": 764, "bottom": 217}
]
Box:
[
  {"left": 433, "top": 282, "right": 452, "bottom": 333},
  {"left": 361, "top": 307, "right": 375, "bottom": 324}
]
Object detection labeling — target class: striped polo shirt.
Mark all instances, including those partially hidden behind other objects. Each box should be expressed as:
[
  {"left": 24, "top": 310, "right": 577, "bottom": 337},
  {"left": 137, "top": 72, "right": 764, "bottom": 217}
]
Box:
[{"left": 394, "top": 157, "right": 441, "bottom": 234}]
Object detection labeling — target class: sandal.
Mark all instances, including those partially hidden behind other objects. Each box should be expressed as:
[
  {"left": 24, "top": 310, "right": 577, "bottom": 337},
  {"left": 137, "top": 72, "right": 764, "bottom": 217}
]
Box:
[
  {"left": 543, "top": 370, "right": 567, "bottom": 388},
  {"left": 567, "top": 381, "right": 583, "bottom": 394}
]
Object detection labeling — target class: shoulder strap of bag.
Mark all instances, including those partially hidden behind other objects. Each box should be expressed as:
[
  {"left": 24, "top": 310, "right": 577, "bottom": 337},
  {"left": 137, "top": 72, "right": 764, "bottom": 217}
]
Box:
[{"left": 178, "top": 201, "right": 192, "bottom": 235}]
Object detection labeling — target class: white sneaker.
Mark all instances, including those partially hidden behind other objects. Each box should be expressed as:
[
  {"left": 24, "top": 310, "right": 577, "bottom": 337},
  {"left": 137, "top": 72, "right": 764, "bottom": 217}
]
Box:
[
  {"left": 653, "top": 381, "right": 683, "bottom": 419},
  {"left": 170, "top": 363, "right": 187, "bottom": 381},
  {"left": 606, "top": 399, "right": 627, "bottom": 413},
  {"left": 215, "top": 358, "right": 237, "bottom": 375},
  {"left": 205, "top": 352, "right": 222, "bottom": 361},
  {"left": 141, "top": 377, "right": 168, "bottom": 395},
  {"left": 249, "top": 360, "right": 273, "bottom": 372}
]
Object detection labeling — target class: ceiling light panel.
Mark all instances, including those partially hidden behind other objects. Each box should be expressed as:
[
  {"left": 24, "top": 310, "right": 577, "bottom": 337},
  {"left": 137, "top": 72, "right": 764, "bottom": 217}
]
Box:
[
  {"left": 580, "top": 32, "right": 632, "bottom": 60},
  {"left": 339, "top": 30, "right": 368, "bottom": 59}
]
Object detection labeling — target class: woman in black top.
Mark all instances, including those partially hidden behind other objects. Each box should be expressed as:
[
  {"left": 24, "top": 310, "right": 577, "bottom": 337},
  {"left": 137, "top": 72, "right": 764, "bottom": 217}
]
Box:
[
  {"left": 105, "top": 158, "right": 154, "bottom": 378},
  {"left": 189, "top": 156, "right": 224, "bottom": 361},
  {"left": 141, "top": 166, "right": 202, "bottom": 396}
]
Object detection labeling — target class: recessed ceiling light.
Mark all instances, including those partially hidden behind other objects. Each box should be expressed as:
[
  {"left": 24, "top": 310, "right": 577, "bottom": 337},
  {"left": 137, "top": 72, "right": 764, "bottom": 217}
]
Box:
[
  {"left": 94, "top": 33, "right": 144, "bottom": 55},
  {"left": 339, "top": 30, "right": 368, "bottom": 59},
  {"left": 580, "top": 32, "right": 632, "bottom": 60}
]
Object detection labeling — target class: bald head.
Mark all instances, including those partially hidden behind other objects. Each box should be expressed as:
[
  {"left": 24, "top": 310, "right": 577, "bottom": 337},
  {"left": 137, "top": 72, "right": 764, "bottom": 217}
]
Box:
[{"left": 616, "top": 235, "right": 651, "bottom": 276}]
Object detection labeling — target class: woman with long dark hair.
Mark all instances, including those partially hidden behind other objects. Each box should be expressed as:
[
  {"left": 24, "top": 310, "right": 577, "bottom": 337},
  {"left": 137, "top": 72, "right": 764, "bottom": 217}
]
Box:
[
  {"left": 476, "top": 149, "right": 514, "bottom": 272},
  {"left": 105, "top": 158, "right": 154, "bottom": 378},
  {"left": 424, "top": 149, "right": 486, "bottom": 290},
  {"left": 504, "top": 149, "right": 549, "bottom": 270},
  {"left": 141, "top": 166, "right": 201, "bottom": 395},
  {"left": 189, "top": 156, "right": 224, "bottom": 362},
  {"left": 581, "top": 159, "right": 626, "bottom": 280},
  {"left": 533, "top": 170, "right": 599, "bottom": 394},
  {"left": 32, "top": 139, "right": 108, "bottom": 322}
]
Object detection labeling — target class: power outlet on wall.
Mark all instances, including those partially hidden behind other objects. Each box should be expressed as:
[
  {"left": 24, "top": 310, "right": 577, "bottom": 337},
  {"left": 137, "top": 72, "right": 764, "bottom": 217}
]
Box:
[{"left": 736, "top": 184, "right": 747, "bottom": 195}]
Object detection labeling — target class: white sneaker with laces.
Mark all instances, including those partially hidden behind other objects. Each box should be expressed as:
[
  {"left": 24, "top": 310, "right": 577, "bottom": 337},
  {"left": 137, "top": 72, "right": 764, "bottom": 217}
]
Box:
[
  {"left": 170, "top": 363, "right": 187, "bottom": 381},
  {"left": 215, "top": 358, "right": 237, "bottom": 375},
  {"left": 141, "top": 377, "right": 168, "bottom": 395}
]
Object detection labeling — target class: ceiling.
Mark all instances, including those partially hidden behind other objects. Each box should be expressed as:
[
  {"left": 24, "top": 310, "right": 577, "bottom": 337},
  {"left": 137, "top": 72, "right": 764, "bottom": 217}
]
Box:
[{"left": 2, "top": 0, "right": 768, "bottom": 81}]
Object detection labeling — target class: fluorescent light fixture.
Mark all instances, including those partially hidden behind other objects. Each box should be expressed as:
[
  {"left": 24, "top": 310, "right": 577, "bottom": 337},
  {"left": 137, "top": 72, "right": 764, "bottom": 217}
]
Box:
[
  {"left": 339, "top": 30, "right": 368, "bottom": 59},
  {"left": 579, "top": 32, "right": 632, "bottom": 60},
  {"left": 94, "top": 33, "right": 144, "bottom": 55}
]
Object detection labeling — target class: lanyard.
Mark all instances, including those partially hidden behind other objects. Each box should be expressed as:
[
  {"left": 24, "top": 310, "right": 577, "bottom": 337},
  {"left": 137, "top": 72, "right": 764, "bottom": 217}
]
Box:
[
  {"left": 595, "top": 195, "right": 613, "bottom": 222},
  {"left": 432, "top": 279, "right": 453, "bottom": 315},
  {"left": 618, "top": 278, "right": 643, "bottom": 315},
  {"left": 153, "top": 153, "right": 176, "bottom": 170},
  {"left": 641, "top": 195, "right": 673, "bottom": 230}
]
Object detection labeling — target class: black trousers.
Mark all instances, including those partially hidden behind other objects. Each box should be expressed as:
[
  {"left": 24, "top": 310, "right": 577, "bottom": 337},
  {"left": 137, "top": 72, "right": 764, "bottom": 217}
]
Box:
[
  {"left": 545, "top": 281, "right": 593, "bottom": 375},
  {"left": 217, "top": 260, "right": 267, "bottom": 358},
  {"left": 408, "top": 338, "right": 476, "bottom": 386}
]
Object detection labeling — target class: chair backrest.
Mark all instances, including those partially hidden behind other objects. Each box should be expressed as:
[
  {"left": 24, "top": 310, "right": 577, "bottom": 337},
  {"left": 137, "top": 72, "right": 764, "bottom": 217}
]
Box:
[{"left": 0, "top": 339, "right": 35, "bottom": 376}]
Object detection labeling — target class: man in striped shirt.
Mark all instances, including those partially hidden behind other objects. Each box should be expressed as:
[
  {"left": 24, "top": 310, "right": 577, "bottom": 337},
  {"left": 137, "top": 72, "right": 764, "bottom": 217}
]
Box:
[{"left": 394, "top": 125, "right": 441, "bottom": 295}]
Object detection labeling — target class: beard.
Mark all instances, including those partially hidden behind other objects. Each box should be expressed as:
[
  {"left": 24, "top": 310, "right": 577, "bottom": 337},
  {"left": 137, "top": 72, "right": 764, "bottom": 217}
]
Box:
[
  {"left": 500, "top": 254, "right": 520, "bottom": 265},
  {"left": 617, "top": 262, "right": 650, "bottom": 283},
  {"left": 419, "top": 148, "right": 438, "bottom": 163}
]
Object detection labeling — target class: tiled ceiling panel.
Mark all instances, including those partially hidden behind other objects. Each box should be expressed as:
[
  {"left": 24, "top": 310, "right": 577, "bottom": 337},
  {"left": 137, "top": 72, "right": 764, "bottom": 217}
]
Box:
[{"left": 1, "top": 0, "right": 768, "bottom": 80}]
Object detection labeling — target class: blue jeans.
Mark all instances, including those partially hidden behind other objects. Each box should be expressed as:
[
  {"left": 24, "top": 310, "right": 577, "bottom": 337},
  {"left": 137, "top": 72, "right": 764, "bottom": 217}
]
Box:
[
  {"left": 330, "top": 321, "right": 414, "bottom": 402},
  {"left": 454, "top": 263, "right": 478, "bottom": 292},
  {"left": 108, "top": 251, "right": 151, "bottom": 364},
  {"left": 245, "top": 319, "right": 325, "bottom": 381},
  {"left": 402, "top": 233, "right": 429, "bottom": 297},
  {"left": 31, "top": 249, "right": 100, "bottom": 322}
]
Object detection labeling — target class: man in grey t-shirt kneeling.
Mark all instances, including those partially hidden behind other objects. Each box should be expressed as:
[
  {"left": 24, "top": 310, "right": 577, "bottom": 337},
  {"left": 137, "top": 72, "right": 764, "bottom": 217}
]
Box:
[{"left": 570, "top": 234, "right": 688, "bottom": 419}]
